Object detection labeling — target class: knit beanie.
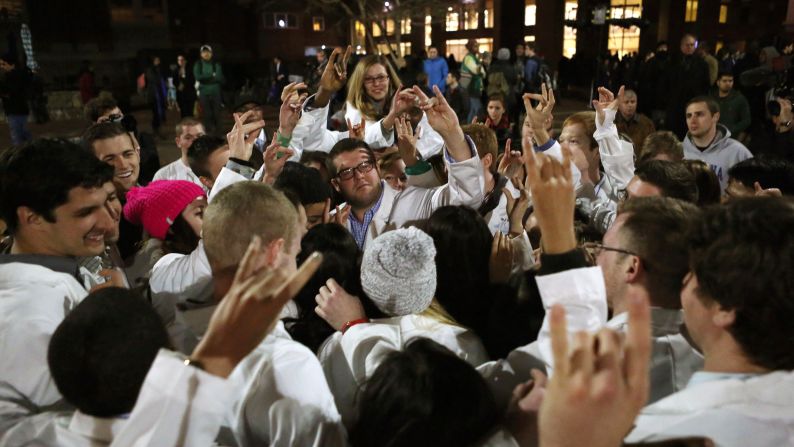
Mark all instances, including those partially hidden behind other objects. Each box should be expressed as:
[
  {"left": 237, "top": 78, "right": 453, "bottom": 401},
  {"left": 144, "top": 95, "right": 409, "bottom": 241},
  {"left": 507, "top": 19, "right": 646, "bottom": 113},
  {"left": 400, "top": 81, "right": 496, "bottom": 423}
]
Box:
[
  {"left": 123, "top": 180, "right": 206, "bottom": 240},
  {"left": 361, "top": 227, "right": 437, "bottom": 317}
]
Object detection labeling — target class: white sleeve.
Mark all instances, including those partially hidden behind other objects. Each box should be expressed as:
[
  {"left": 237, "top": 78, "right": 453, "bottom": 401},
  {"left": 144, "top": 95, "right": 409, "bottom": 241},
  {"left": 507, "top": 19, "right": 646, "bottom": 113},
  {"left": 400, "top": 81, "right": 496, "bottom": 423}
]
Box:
[
  {"left": 149, "top": 241, "right": 212, "bottom": 298},
  {"left": 346, "top": 102, "right": 393, "bottom": 149},
  {"left": 534, "top": 267, "right": 608, "bottom": 372},
  {"left": 110, "top": 349, "right": 232, "bottom": 447},
  {"left": 208, "top": 167, "right": 248, "bottom": 203},
  {"left": 429, "top": 136, "right": 485, "bottom": 209},
  {"left": 298, "top": 96, "right": 347, "bottom": 154},
  {"left": 414, "top": 118, "right": 445, "bottom": 159},
  {"left": 595, "top": 108, "right": 635, "bottom": 189},
  {"left": 406, "top": 167, "right": 443, "bottom": 188}
]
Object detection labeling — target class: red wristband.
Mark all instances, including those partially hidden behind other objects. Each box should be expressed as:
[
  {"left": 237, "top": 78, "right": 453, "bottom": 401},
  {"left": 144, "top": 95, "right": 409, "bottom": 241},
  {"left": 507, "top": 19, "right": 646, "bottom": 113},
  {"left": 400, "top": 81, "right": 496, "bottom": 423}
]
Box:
[{"left": 341, "top": 318, "right": 370, "bottom": 333}]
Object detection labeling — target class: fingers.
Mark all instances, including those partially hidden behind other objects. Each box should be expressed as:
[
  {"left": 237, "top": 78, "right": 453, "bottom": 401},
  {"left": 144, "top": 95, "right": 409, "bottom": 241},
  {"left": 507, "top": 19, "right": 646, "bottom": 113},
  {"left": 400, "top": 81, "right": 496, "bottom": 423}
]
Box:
[
  {"left": 471, "top": 115, "right": 478, "bottom": 124},
  {"left": 326, "top": 277, "right": 339, "bottom": 293},
  {"left": 327, "top": 47, "right": 340, "bottom": 67},
  {"left": 432, "top": 84, "right": 449, "bottom": 107},
  {"left": 754, "top": 181, "right": 763, "bottom": 192},
  {"left": 524, "top": 148, "right": 540, "bottom": 185},
  {"left": 322, "top": 198, "right": 331, "bottom": 223},
  {"left": 503, "top": 188, "right": 515, "bottom": 214},
  {"left": 616, "top": 85, "right": 625, "bottom": 102},
  {"left": 342, "top": 45, "right": 353, "bottom": 67},
  {"left": 549, "top": 304, "right": 569, "bottom": 377},
  {"left": 491, "top": 231, "right": 501, "bottom": 258},
  {"left": 241, "top": 119, "right": 266, "bottom": 134},
  {"left": 411, "top": 84, "right": 430, "bottom": 102},
  {"left": 504, "top": 138, "right": 512, "bottom": 154},
  {"left": 233, "top": 235, "right": 263, "bottom": 284}
]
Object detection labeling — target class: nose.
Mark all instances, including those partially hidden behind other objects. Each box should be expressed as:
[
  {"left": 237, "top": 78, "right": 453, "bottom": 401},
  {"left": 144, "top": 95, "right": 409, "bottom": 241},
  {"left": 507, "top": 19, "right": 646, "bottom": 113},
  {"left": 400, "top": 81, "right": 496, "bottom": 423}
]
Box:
[{"left": 96, "top": 206, "right": 116, "bottom": 235}]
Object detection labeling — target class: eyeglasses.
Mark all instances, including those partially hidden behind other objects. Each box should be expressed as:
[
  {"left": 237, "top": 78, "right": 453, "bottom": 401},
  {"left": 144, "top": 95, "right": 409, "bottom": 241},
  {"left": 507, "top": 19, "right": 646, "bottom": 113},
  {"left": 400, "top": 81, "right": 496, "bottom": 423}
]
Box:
[
  {"left": 363, "top": 74, "right": 389, "bottom": 85},
  {"left": 336, "top": 160, "right": 375, "bottom": 180},
  {"left": 582, "top": 242, "right": 639, "bottom": 259}
]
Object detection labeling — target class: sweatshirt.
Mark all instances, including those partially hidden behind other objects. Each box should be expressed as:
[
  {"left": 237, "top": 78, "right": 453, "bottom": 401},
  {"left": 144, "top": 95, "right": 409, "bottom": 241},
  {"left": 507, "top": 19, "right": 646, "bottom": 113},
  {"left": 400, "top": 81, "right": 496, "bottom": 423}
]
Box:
[{"left": 683, "top": 124, "right": 753, "bottom": 191}]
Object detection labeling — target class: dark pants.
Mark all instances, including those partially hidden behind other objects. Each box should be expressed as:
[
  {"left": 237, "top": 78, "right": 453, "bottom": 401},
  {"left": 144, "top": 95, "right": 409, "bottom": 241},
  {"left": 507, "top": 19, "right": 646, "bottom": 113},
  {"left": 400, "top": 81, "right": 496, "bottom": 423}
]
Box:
[
  {"left": 177, "top": 92, "right": 195, "bottom": 118},
  {"left": 8, "top": 114, "right": 31, "bottom": 146},
  {"left": 200, "top": 93, "right": 222, "bottom": 134}
]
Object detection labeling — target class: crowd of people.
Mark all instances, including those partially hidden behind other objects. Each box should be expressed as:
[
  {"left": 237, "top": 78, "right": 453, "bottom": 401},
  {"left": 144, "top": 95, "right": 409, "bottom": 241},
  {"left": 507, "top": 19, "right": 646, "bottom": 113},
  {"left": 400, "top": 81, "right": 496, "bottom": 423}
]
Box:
[{"left": 0, "top": 30, "right": 793, "bottom": 447}]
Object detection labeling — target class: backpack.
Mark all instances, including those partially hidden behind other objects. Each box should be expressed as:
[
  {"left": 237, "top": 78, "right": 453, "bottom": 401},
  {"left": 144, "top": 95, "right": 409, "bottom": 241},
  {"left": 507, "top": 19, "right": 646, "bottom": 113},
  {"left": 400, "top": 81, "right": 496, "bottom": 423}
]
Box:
[{"left": 486, "top": 71, "right": 509, "bottom": 97}]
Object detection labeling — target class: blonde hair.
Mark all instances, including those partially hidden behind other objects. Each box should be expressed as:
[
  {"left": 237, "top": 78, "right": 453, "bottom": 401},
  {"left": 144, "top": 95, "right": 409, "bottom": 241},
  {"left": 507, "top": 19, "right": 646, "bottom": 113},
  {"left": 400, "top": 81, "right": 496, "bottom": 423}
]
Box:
[
  {"left": 461, "top": 123, "right": 498, "bottom": 174},
  {"left": 174, "top": 117, "right": 202, "bottom": 137},
  {"left": 420, "top": 299, "right": 462, "bottom": 328},
  {"left": 202, "top": 182, "right": 298, "bottom": 271},
  {"left": 346, "top": 55, "right": 402, "bottom": 122}
]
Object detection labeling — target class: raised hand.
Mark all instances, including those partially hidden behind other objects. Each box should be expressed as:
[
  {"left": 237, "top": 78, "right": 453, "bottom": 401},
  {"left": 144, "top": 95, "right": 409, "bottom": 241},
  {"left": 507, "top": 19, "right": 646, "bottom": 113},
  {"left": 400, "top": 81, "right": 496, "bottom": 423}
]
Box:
[
  {"left": 489, "top": 231, "right": 514, "bottom": 284},
  {"left": 280, "top": 81, "right": 306, "bottom": 103},
  {"left": 315, "top": 46, "right": 352, "bottom": 107},
  {"left": 279, "top": 84, "right": 308, "bottom": 137},
  {"left": 315, "top": 278, "right": 367, "bottom": 331},
  {"left": 383, "top": 88, "right": 415, "bottom": 131},
  {"left": 262, "top": 133, "right": 296, "bottom": 185},
  {"left": 190, "top": 237, "right": 322, "bottom": 378},
  {"left": 524, "top": 145, "right": 576, "bottom": 254},
  {"left": 592, "top": 85, "right": 624, "bottom": 126},
  {"left": 227, "top": 110, "right": 265, "bottom": 161},
  {"left": 413, "top": 84, "right": 468, "bottom": 158},
  {"left": 346, "top": 118, "right": 365, "bottom": 140},
  {"left": 523, "top": 83, "right": 556, "bottom": 130},
  {"left": 538, "top": 295, "right": 652, "bottom": 447},
  {"left": 498, "top": 138, "right": 523, "bottom": 178},
  {"left": 395, "top": 116, "right": 420, "bottom": 167},
  {"left": 504, "top": 369, "right": 548, "bottom": 446},
  {"left": 503, "top": 182, "right": 530, "bottom": 237},
  {"left": 322, "top": 199, "right": 351, "bottom": 227}
]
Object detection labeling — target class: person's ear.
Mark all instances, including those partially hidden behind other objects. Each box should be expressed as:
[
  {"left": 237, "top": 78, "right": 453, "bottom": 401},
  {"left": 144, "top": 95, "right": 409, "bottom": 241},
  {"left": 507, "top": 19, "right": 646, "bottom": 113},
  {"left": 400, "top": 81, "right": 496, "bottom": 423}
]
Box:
[
  {"left": 713, "top": 307, "right": 736, "bottom": 329},
  {"left": 331, "top": 178, "right": 341, "bottom": 193},
  {"left": 713, "top": 111, "right": 721, "bottom": 122},
  {"left": 17, "top": 206, "right": 43, "bottom": 229},
  {"left": 482, "top": 153, "right": 493, "bottom": 169},
  {"left": 264, "top": 238, "right": 285, "bottom": 267},
  {"left": 624, "top": 255, "right": 642, "bottom": 283}
]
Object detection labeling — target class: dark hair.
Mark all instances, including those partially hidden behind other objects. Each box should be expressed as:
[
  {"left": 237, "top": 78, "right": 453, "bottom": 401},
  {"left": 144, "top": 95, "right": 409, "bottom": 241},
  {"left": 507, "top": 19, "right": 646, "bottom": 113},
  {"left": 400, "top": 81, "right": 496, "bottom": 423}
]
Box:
[
  {"left": 634, "top": 160, "right": 699, "bottom": 203},
  {"left": 425, "top": 206, "right": 492, "bottom": 337},
  {"left": 285, "top": 224, "right": 375, "bottom": 352},
  {"left": 300, "top": 150, "right": 329, "bottom": 167},
  {"left": 350, "top": 338, "right": 499, "bottom": 447},
  {"left": 327, "top": 138, "right": 376, "bottom": 178},
  {"left": 448, "top": 70, "right": 460, "bottom": 81},
  {"left": 187, "top": 134, "right": 228, "bottom": 179},
  {"left": 717, "top": 70, "right": 734, "bottom": 80},
  {"left": 48, "top": 287, "right": 170, "bottom": 417},
  {"left": 686, "top": 96, "right": 720, "bottom": 115},
  {"left": 84, "top": 96, "right": 119, "bottom": 122},
  {"left": 274, "top": 162, "right": 332, "bottom": 205},
  {"left": 639, "top": 131, "right": 684, "bottom": 163},
  {"left": 82, "top": 121, "right": 133, "bottom": 154},
  {"left": 618, "top": 197, "right": 701, "bottom": 309},
  {"left": 0, "top": 139, "right": 114, "bottom": 233},
  {"left": 728, "top": 157, "right": 794, "bottom": 195},
  {"left": 688, "top": 197, "right": 794, "bottom": 370},
  {"left": 163, "top": 213, "right": 201, "bottom": 255},
  {"left": 682, "top": 160, "right": 721, "bottom": 206}
]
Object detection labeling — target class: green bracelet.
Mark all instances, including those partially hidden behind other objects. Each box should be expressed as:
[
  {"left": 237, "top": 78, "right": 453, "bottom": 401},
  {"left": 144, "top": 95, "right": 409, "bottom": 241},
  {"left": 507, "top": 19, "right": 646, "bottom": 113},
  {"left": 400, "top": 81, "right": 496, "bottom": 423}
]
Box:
[
  {"left": 405, "top": 159, "right": 432, "bottom": 176},
  {"left": 276, "top": 131, "right": 292, "bottom": 148}
]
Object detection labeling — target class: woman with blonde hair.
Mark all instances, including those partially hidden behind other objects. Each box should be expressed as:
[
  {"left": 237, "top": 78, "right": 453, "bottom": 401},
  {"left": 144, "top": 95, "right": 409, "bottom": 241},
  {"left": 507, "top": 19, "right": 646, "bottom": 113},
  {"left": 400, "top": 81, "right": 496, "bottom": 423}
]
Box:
[{"left": 346, "top": 55, "right": 446, "bottom": 158}]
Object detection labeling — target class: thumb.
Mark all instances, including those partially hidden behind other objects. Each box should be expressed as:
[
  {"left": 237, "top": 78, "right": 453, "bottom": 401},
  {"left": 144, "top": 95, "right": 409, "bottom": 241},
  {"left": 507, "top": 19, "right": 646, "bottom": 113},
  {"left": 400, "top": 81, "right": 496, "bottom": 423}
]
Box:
[
  {"left": 754, "top": 181, "right": 763, "bottom": 192},
  {"left": 503, "top": 188, "right": 515, "bottom": 212}
]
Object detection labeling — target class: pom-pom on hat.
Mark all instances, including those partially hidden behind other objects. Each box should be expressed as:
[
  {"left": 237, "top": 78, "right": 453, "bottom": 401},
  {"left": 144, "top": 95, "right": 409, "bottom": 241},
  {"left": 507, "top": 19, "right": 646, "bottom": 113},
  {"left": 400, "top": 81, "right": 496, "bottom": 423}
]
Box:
[
  {"left": 123, "top": 180, "right": 206, "bottom": 240},
  {"left": 361, "top": 227, "right": 437, "bottom": 316}
]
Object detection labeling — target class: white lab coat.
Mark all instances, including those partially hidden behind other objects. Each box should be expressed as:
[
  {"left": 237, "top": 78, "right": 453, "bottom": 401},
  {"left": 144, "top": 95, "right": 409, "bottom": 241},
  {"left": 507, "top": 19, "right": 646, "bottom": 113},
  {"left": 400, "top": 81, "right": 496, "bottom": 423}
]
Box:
[
  {"left": 352, "top": 138, "right": 485, "bottom": 249},
  {"left": 318, "top": 314, "right": 489, "bottom": 428},
  {"left": 625, "top": 371, "right": 794, "bottom": 446},
  {"left": 226, "top": 322, "right": 346, "bottom": 447},
  {"left": 1, "top": 349, "right": 232, "bottom": 446},
  {"left": 0, "top": 262, "right": 86, "bottom": 434},
  {"left": 345, "top": 101, "right": 445, "bottom": 158}
]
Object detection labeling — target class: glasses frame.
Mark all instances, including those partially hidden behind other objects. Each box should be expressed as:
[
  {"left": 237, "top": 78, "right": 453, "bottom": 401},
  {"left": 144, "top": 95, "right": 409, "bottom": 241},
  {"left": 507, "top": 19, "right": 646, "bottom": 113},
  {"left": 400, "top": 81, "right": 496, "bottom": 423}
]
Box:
[
  {"left": 582, "top": 242, "right": 639, "bottom": 259},
  {"left": 363, "top": 74, "right": 390, "bottom": 85},
  {"left": 336, "top": 160, "right": 375, "bottom": 181}
]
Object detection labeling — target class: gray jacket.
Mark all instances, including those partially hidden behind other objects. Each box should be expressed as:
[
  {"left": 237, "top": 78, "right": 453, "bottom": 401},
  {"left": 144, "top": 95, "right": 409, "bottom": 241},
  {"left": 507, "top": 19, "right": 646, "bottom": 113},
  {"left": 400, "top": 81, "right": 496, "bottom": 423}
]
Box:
[{"left": 683, "top": 124, "right": 753, "bottom": 191}]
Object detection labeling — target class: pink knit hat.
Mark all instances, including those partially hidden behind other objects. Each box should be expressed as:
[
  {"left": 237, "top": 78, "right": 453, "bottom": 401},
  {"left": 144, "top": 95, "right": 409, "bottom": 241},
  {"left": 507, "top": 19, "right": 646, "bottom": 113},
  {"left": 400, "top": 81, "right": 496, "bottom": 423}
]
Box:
[{"left": 123, "top": 180, "right": 206, "bottom": 240}]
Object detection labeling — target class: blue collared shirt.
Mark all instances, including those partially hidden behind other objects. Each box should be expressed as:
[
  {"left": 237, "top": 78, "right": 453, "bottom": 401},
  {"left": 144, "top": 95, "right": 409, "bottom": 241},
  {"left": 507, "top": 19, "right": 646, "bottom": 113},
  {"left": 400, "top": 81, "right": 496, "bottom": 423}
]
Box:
[{"left": 349, "top": 183, "right": 385, "bottom": 249}]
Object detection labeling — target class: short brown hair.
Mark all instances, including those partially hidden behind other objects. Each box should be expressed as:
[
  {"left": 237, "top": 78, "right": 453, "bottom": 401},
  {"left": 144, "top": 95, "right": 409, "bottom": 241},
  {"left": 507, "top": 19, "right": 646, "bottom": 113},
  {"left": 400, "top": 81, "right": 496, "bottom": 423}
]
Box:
[
  {"left": 639, "top": 131, "right": 684, "bottom": 163},
  {"left": 461, "top": 123, "right": 498, "bottom": 174},
  {"left": 686, "top": 96, "right": 720, "bottom": 115},
  {"left": 83, "top": 97, "right": 118, "bottom": 122},
  {"left": 174, "top": 117, "right": 202, "bottom": 137},
  {"left": 562, "top": 111, "right": 597, "bottom": 151},
  {"left": 618, "top": 197, "right": 701, "bottom": 309},
  {"left": 378, "top": 152, "right": 403, "bottom": 172},
  {"left": 202, "top": 182, "right": 298, "bottom": 271}
]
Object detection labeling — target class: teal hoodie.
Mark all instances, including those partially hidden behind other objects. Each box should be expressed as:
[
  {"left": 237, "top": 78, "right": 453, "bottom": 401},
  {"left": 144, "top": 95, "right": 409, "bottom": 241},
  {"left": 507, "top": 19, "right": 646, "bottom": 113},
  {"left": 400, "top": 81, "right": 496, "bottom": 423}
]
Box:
[{"left": 193, "top": 59, "right": 225, "bottom": 97}]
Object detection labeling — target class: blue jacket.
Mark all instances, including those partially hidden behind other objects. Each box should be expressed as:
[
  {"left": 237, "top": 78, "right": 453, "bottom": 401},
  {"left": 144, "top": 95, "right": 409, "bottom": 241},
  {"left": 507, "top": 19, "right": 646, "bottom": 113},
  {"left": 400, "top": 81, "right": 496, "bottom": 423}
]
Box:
[{"left": 423, "top": 57, "right": 449, "bottom": 93}]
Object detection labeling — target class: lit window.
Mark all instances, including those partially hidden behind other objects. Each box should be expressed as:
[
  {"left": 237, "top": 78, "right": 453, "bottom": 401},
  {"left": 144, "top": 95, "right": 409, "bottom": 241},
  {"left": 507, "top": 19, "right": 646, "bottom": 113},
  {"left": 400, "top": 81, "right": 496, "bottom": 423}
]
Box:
[
  {"left": 484, "top": 0, "right": 494, "bottom": 28},
  {"left": 312, "top": 17, "right": 325, "bottom": 32},
  {"left": 685, "top": 0, "right": 698, "bottom": 22},
  {"left": 608, "top": 0, "right": 642, "bottom": 57},
  {"left": 386, "top": 19, "right": 395, "bottom": 35},
  {"left": 464, "top": 8, "right": 478, "bottom": 30},
  {"left": 525, "top": 0, "right": 537, "bottom": 26},
  {"left": 446, "top": 7, "right": 459, "bottom": 32},
  {"left": 377, "top": 43, "right": 392, "bottom": 55},
  {"left": 719, "top": 4, "right": 728, "bottom": 23},
  {"left": 401, "top": 17, "right": 411, "bottom": 34},
  {"left": 373, "top": 21, "right": 381, "bottom": 37},
  {"left": 425, "top": 15, "right": 432, "bottom": 47},
  {"left": 525, "top": 35, "right": 536, "bottom": 42},
  {"left": 353, "top": 20, "right": 366, "bottom": 51},
  {"left": 400, "top": 42, "right": 412, "bottom": 56},
  {"left": 563, "top": 1, "right": 578, "bottom": 58}
]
